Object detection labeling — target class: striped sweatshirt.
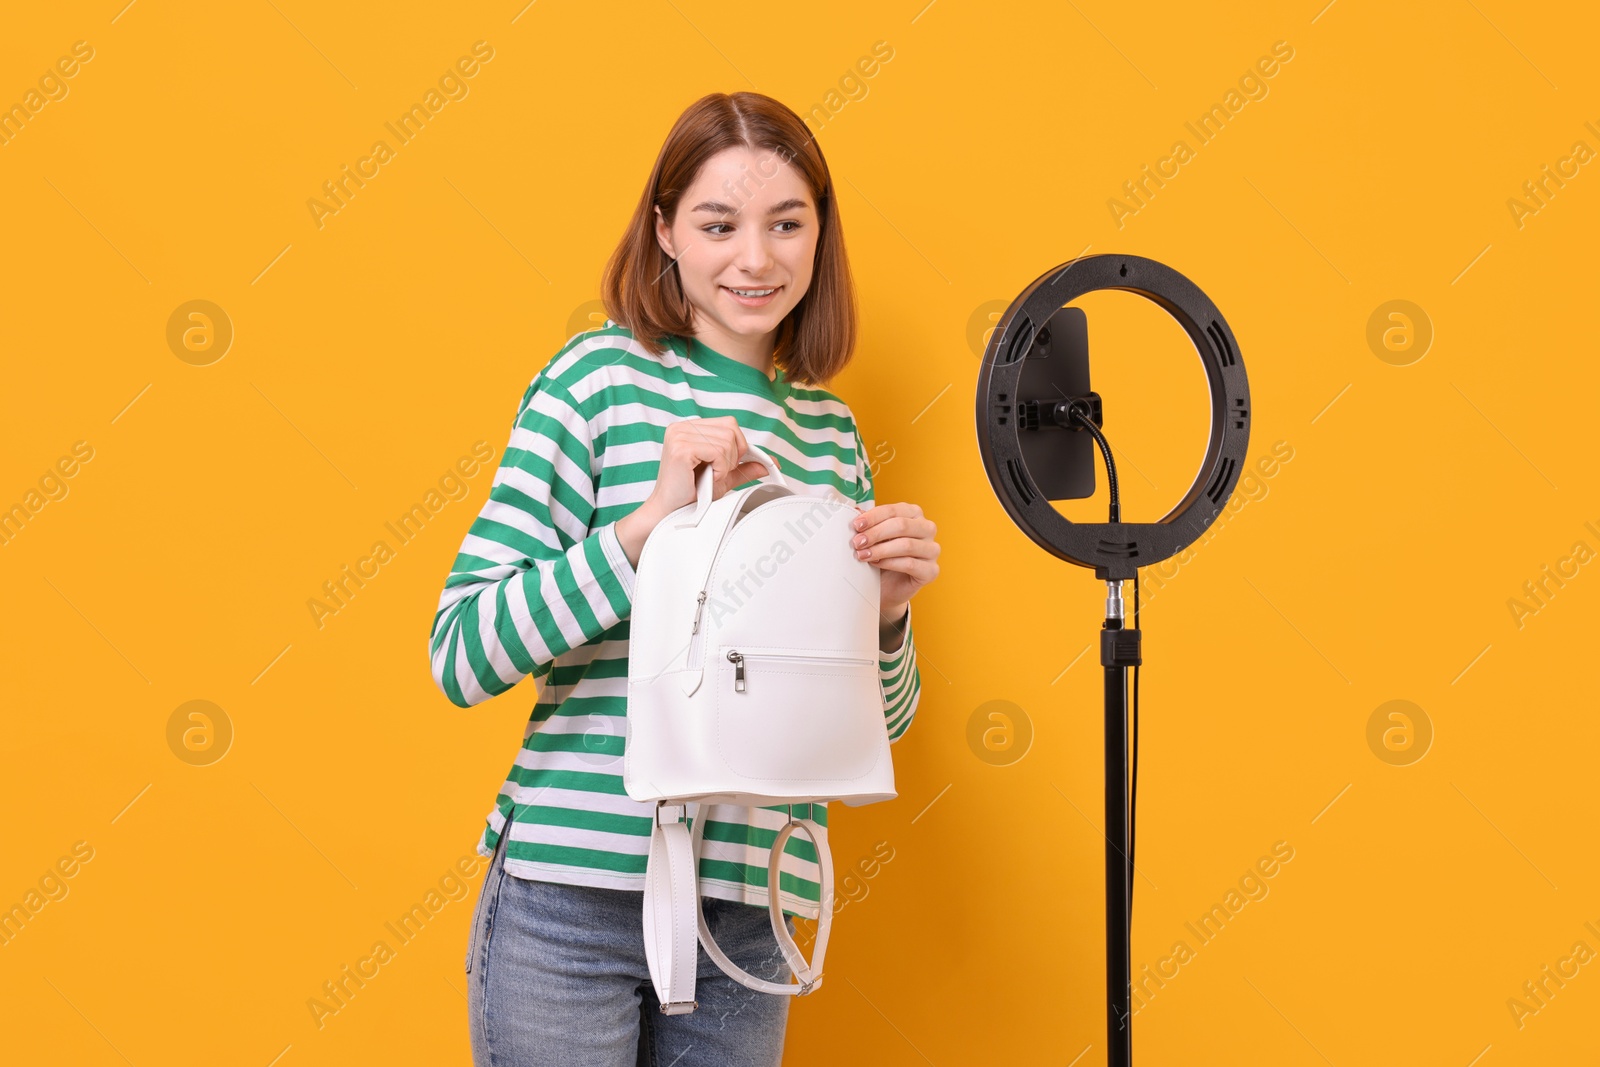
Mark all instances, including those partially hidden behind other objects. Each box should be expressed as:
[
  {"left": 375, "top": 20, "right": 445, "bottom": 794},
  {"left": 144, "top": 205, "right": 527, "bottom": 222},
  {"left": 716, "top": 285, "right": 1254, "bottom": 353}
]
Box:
[{"left": 428, "top": 321, "right": 921, "bottom": 920}]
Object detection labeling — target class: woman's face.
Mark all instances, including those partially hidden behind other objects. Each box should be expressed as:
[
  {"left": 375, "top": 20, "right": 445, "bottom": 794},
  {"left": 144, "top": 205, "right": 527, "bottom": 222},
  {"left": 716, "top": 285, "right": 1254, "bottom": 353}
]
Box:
[{"left": 654, "top": 145, "right": 819, "bottom": 365}]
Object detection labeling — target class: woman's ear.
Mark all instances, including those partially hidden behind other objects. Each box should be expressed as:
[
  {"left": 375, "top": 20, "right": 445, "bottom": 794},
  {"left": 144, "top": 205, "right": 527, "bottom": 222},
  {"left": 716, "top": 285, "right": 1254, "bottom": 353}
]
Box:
[{"left": 654, "top": 205, "right": 676, "bottom": 260}]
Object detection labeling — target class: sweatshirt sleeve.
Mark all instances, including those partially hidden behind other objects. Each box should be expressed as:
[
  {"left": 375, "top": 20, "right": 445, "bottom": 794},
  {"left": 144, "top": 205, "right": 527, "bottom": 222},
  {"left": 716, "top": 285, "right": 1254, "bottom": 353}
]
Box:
[
  {"left": 428, "top": 367, "right": 637, "bottom": 708},
  {"left": 849, "top": 422, "right": 921, "bottom": 744}
]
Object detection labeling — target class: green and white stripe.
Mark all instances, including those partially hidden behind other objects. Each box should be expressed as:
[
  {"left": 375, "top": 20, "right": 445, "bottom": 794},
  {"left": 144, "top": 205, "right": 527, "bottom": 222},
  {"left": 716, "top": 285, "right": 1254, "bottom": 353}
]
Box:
[{"left": 429, "top": 322, "right": 921, "bottom": 920}]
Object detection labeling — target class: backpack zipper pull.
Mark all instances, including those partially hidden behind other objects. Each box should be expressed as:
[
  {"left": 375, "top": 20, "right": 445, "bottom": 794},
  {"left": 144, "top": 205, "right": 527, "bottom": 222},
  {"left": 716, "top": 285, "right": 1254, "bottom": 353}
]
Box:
[
  {"left": 691, "top": 589, "right": 707, "bottom": 633},
  {"left": 727, "top": 650, "right": 744, "bottom": 692}
]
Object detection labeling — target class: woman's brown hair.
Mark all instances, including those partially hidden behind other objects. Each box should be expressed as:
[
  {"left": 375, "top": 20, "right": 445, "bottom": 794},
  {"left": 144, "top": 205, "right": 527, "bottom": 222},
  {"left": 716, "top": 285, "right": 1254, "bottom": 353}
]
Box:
[{"left": 601, "top": 92, "right": 856, "bottom": 387}]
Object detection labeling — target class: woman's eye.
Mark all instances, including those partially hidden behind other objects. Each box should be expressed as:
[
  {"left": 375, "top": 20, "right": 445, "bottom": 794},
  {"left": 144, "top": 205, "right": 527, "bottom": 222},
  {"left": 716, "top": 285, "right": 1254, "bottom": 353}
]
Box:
[{"left": 703, "top": 220, "right": 800, "bottom": 236}]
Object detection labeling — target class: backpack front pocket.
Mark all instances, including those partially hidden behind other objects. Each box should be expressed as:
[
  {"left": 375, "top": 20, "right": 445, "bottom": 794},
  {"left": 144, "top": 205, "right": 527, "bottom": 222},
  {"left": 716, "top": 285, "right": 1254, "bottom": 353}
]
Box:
[{"left": 715, "top": 646, "right": 883, "bottom": 782}]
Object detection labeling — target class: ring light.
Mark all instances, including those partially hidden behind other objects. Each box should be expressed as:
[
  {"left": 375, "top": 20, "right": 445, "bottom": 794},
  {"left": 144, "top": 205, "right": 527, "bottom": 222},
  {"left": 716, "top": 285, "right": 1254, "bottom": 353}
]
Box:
[{"left": 976, "top": 253, "right": 1251, "bottom": 580}]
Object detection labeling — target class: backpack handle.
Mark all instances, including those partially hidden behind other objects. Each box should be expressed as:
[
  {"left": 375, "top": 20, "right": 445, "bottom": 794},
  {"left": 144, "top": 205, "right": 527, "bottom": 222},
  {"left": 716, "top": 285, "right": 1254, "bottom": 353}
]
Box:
[{"left": 680, "top": 443, "right": 787, "bottom": 528}]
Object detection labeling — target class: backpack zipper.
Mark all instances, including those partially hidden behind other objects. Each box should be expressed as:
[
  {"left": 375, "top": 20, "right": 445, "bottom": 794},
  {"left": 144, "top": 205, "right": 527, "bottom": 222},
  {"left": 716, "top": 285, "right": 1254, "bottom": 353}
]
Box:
[
  {"left": 685, "top": 589, "right": 709, "bottom": 669},
  {"left": 724, "top": 648, "right": 875, "bottom": 694}
]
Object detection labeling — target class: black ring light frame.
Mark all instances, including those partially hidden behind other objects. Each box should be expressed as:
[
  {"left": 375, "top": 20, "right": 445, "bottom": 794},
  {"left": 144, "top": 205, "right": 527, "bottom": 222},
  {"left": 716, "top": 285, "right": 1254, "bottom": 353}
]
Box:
[
  {"left": 977, "top": 253, "right": 1251, "bottom": 581},
  {"left": 975, "top": 253, "right": 1251, "bottom": 1066}
]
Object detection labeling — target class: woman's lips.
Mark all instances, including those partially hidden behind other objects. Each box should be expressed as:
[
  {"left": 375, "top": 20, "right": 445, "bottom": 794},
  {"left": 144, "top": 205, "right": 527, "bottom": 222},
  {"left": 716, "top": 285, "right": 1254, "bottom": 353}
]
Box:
[{"left": 722, "top": 285, "right": 781, "bottom": 308}]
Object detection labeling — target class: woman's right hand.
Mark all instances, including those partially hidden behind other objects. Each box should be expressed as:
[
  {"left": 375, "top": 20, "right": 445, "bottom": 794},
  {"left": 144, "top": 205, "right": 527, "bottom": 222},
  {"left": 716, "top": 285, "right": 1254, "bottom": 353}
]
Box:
[{"left": 614, "top": 416, "right": 770, "bottom": 568}]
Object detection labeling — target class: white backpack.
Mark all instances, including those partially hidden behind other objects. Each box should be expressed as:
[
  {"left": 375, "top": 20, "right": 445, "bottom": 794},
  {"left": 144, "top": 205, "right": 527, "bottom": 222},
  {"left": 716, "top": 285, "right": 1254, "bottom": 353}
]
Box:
[{"left": 623, "top": 443, "right": 898, "bottom": 1014}]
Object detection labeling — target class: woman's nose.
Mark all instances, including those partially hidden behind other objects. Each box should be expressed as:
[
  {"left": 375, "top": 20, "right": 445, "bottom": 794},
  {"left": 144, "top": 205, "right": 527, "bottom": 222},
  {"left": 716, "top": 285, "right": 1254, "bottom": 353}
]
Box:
[{"left": 734, "top": 232, "right": 775, "bottom": 275}]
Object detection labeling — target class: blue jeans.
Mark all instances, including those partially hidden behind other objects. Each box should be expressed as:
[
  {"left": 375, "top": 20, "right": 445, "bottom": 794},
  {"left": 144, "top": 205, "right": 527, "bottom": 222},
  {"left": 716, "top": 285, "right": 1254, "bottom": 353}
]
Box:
[{"left": 466, "top": 826, "right": 796, "bottom": 1066}]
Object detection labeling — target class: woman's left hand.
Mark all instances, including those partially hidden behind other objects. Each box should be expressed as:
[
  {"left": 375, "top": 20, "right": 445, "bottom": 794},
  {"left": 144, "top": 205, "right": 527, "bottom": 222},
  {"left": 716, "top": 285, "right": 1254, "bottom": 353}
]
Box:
[{"left": 850, "top": 502, "right": 940, "bottom": 627}]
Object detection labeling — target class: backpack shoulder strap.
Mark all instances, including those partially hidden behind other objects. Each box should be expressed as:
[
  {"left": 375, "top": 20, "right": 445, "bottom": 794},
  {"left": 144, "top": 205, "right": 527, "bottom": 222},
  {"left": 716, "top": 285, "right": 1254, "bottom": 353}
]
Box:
[
  {"left": 690, "top": 805, "right": 833, "bottom": 997},
  {"left": 644, "top": 802, "right": 700, "bottom": 1014}
]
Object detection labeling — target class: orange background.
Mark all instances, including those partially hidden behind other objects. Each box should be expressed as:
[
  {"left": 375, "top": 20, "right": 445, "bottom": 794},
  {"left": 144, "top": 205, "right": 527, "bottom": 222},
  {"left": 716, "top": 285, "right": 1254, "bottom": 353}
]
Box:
[{"left": 3, "top": 1, "right": 1597, "bottom": 1064}]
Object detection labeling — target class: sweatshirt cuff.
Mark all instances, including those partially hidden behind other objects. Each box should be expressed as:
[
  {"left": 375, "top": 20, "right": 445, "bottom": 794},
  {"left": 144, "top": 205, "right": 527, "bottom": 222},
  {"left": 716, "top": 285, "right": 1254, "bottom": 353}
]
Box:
[
  {"left": 880, "top": 601, "right": 913, "bottom": 665},
  {"left": 596, "top": 519, "right": 638, "bottom": 604},
  {"left": 880, "top": 601, "right": 919, "bottom": 742}
]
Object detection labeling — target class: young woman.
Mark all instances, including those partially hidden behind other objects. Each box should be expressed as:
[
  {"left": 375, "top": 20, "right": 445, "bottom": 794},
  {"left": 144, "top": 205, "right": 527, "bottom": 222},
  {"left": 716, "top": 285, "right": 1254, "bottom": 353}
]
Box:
[{"left": 429, "top": 91, "right": 940, "bottom": 1067}]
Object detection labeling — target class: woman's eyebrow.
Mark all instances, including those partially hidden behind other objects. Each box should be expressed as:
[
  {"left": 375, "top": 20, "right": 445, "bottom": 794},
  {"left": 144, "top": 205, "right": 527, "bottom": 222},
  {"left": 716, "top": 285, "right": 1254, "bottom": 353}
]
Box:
[{"left": 689, "top": 197, "right": 810, "bottom": 216}]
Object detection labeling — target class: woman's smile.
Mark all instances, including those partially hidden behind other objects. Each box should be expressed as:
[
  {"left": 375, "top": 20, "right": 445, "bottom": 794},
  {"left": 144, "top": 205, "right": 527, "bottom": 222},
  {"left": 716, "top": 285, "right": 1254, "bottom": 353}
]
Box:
[{"left": 721, "top": 284, "right": 783, "bottom": 308}]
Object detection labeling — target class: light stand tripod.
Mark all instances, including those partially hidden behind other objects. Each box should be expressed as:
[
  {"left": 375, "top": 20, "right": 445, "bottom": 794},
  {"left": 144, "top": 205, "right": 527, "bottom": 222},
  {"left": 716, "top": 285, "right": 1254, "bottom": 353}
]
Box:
[{"left": 974, "top": 255, "right": 1251, "bottom": 1065}]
